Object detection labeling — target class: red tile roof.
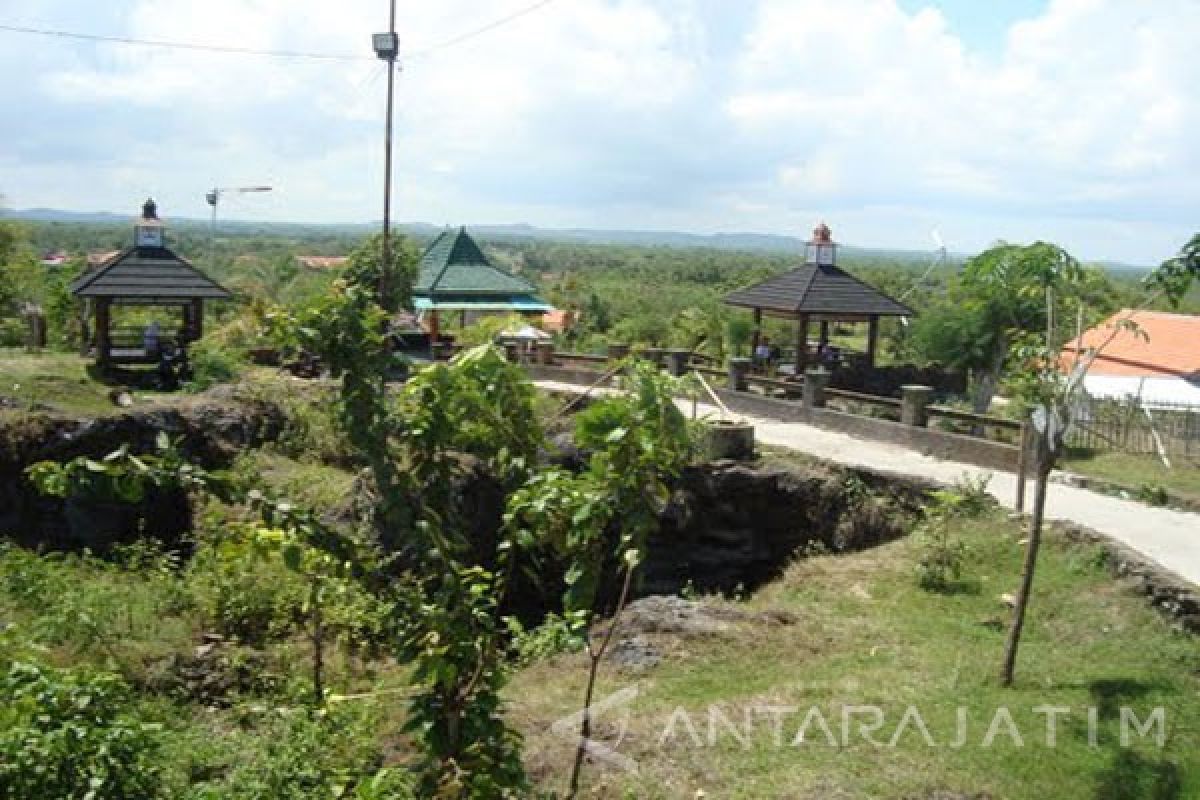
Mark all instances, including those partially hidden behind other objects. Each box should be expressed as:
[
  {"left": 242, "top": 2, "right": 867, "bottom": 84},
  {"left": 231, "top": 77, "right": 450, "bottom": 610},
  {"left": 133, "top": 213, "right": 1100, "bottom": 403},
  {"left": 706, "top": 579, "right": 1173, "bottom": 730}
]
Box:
[
  {"left": 1060, "top": 310, "right": 1200, "bottom": 378},
  {"left": 297, "top": 255, "right": 348, "bottom": 270},
  {"left": 541, "top": 309, "right": 573, "bottom": 332}
]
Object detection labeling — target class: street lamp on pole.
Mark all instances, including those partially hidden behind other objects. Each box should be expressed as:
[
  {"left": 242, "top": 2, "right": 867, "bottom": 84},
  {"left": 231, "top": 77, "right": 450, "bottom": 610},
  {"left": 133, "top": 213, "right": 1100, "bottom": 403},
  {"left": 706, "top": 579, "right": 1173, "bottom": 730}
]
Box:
[{"left": 205, "top": 185, "right": 273, "bottom": 266}]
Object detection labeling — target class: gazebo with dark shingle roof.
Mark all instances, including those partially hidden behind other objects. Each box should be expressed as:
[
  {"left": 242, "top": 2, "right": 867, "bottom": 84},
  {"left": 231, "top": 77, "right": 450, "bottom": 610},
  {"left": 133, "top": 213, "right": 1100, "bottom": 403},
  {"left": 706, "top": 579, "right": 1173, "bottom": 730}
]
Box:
[
  {"left": 724, "top": 223, "right": 911, "bottom": 374},
  {"left": 413, "top": 226, "right": 552, "bottom": 339},
  {"left": 71, "top": 199, "right": 230, "bottom": 365}
]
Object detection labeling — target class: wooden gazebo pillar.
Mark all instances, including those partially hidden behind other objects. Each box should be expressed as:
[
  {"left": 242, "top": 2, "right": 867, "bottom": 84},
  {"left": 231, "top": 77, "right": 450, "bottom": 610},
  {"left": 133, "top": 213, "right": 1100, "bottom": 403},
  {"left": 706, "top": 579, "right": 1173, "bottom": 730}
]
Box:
[
  {"left": 189, "top": 299, "right": 204, "bottom": 341},
  {"left": 794, "top": 313, "right": 810, "bottom": 374},
  {"left": 866, "top": 316, "right": 880, "bottom": 367},
  {"left": 95, "top": 298, "right": 111, "bottom": 365},
  {"left": 750, "top": 308, "right": 762, "bottom": 357}
]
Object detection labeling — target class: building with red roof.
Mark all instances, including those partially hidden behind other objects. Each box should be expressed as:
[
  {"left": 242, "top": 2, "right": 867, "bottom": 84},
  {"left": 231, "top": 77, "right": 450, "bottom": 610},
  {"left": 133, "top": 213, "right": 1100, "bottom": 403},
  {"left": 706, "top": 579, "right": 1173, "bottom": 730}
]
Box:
[{"left": 1060, "top": 309, "right": 1200, "bottom": 407}]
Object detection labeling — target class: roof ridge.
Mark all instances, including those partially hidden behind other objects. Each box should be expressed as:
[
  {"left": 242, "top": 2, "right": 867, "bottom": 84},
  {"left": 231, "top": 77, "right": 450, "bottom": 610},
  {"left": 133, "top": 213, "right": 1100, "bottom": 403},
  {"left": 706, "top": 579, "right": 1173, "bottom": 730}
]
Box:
[
  {"left": 791, "top": 265, "right": 820, "bottom": 313},
  {"left": 68, "top": 246, "right": 134, "bottom": 293},
  {"left": 816, "top": 263, "right": 914, "bottom": 316},
  {"left": 423, "top": 229, "right": 456, "bottom": 292}
]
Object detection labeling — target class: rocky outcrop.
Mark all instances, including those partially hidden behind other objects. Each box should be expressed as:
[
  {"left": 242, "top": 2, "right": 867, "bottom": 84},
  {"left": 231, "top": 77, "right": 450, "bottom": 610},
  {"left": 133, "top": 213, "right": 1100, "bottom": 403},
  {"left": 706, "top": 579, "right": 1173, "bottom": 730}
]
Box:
[
  {"left": 0, "top": 387, "right": 286, "bottom": 552},
  {"left": 645, "top": 460, "right": 930, "bottom": 596}
]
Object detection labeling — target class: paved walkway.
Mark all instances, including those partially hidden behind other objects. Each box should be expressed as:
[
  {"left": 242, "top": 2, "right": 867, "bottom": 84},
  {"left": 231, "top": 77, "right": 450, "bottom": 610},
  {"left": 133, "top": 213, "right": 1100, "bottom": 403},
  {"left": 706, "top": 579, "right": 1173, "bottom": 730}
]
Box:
[{"left": 536, "top": 379, "right": 1200, "bottom": 586}]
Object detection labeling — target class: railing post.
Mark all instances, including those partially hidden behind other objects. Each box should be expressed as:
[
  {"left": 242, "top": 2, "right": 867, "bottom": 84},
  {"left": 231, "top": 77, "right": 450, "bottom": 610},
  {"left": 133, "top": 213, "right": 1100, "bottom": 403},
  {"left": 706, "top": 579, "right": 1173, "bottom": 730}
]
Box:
[
  {"left": 803, "top": 367, "right": 830, "bottom": 410},
  {"left": 727, "top": 357, "right": 751, "bottom": 391},
  {"left": 607, "top": 343, "right": 630, "bottom": 363},
  {"left": 535, "top": 340, "right": 555, "bottom": 365},
  {"left": 665, "top": 349, "right": 689, "bottom": 377},
  {"left": 1015, "top": 421, "right": 1030, "bottom": 512},
  {"left": 900, "top": 384, "right": 934, "bottom": 427}
]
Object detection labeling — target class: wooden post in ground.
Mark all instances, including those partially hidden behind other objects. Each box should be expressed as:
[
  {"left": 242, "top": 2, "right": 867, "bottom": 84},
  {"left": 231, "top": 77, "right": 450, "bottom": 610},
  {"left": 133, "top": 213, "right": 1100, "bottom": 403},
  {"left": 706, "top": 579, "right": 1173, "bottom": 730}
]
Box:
[{"left": 1015, "top": 421, "right": 1030, "bottom": 513}]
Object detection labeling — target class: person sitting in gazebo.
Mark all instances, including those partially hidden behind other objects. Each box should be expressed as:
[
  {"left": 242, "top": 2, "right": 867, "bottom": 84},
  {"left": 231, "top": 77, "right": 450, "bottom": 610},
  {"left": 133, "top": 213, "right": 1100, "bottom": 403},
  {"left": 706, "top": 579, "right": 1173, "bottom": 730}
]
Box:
[
  {"left": 754, "top": 337, "right": 771, "bottom": 369},
  {"left": 143, "top": 320, "right": 161, "bottom": 358}
]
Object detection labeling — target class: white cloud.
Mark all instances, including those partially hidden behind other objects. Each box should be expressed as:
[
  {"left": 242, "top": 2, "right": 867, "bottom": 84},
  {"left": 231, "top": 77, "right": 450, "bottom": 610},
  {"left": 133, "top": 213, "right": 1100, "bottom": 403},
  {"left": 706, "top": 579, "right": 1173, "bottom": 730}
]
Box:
[
  {"left": 1, "top": 0, "right": 1197, "bottom": 262},
  {"left": 724, "top": 0, "right": 1199, "bottom": 253}
]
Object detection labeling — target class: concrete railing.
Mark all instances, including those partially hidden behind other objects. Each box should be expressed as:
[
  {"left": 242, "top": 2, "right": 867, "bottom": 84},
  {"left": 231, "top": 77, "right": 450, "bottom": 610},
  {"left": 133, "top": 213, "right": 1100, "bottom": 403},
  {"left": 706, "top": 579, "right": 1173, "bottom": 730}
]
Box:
[{"left": 527, "top": 351, "right": 1025, "bottom": 473}]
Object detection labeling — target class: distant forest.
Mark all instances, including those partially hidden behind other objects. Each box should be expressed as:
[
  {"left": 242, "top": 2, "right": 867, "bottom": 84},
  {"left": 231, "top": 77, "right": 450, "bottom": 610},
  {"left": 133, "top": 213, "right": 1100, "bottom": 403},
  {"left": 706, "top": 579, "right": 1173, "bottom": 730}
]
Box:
[{"left": 5, "top": 217, "right": 1194, "bottom": 362}]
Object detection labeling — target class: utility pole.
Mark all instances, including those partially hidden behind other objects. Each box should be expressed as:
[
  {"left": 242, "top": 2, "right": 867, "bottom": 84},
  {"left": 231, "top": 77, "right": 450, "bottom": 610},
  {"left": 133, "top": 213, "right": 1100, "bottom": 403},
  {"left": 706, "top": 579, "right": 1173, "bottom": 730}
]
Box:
[{"left": 373, "top": 0, "right": 398, "bottom": 309}]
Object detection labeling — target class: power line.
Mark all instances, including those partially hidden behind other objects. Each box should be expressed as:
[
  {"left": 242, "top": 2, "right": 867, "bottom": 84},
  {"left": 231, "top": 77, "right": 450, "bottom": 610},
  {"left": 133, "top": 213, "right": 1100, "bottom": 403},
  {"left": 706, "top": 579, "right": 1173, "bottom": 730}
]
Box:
[
  {"left": 406, "top": 0, "right": 558, "bottom": 60},
  {"left": 0, "top": 1, "right": 560, "bottom": 65},
  {"left": 0, "top": 23, "right": 371, "bottom": 61}
]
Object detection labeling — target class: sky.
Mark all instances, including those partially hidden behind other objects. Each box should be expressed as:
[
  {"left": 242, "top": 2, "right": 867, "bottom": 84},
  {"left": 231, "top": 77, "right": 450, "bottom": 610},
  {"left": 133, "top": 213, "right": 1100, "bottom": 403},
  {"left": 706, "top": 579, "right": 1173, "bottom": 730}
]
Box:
[{"left": 0, "top": 0, "right": 1197, "bottom": 264}]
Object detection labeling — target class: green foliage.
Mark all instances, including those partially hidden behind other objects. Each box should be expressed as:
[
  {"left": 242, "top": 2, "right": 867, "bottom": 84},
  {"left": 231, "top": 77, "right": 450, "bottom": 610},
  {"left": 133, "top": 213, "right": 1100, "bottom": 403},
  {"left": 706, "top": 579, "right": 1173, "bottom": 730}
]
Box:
[
  {"left": 913, "top": 475, "right": 991, "bottom": 592},
  {"left": 187, "top": 535, "right": 304, "bottom": 644},
  {"left": 0, "top": 662, "right": 164, "bottom": 800},
  {"left": 26, "top": 434, "right": 207, "bottom": 504},
  {"left": 184, "top": 338, "right": 247, "bottom": 392},
  {"left": 907, "top": 241, "right": 1084, "bottom": 411},
  {"left": 1145, "top": 232, "right": 1200, "bottom": 307},
  {"left": 343, "top": 232, "right": 418, "bottom": 313},
  {"left": 507, "top": 612, "right": 588, "bottom": 666},
  {"left": 181, "top": 704, "right": 411, "bottom": 800},
  {"left": 1135, "top": 483, "right": 1169, "bottom": 507},
  {"left": 455, "top": 313, "right": 529, "bottom": 347}
]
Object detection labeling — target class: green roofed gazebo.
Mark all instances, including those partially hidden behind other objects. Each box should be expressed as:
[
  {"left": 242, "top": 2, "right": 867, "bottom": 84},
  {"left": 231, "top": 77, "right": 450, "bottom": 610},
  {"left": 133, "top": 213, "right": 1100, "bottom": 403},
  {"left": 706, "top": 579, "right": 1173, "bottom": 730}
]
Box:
[
  {"left": 413, "top": 226, "right": 552, "bottom": 339},
  {"left": 724, "top": 223, "right": 911, "bottom": 374},
  {"left": 71, "top": 199, "right": 231, "bottom": 365}
]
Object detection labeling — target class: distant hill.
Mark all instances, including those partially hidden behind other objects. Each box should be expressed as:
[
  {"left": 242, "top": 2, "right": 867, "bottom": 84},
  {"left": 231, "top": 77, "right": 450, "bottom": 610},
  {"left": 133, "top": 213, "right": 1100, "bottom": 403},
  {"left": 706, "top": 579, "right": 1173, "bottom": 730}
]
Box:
[{"left": 3, "top": 206, "right": 1148, "bottom": 270}]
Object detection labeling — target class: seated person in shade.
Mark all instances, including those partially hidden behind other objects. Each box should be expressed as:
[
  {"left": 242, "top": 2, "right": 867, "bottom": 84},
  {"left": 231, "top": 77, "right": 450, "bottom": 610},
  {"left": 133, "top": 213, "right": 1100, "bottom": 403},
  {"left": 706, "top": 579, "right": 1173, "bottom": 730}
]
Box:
[
  {"left": 818, "top": 341, "right": 841, "bottom": 366},
  {"left": 143, "top": 321, "right": 161, "bottom": 357},
  {"left": 754, "top": 338, "right": 771, "bottom": 368}
]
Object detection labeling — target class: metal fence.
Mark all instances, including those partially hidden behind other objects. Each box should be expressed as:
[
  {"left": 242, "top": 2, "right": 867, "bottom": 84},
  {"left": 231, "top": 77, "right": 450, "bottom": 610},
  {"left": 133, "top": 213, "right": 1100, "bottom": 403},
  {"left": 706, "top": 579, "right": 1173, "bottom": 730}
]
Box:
[{"left": 1068, "top": 397, "right": 1200, "bottom": 462}]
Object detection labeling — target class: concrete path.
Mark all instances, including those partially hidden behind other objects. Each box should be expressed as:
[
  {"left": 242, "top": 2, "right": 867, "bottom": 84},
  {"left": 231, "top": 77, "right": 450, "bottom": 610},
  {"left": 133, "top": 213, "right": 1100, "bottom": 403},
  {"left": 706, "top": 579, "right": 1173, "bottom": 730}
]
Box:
[{"left": 536, "top": 379, "right": 1200, "bottom": 587}]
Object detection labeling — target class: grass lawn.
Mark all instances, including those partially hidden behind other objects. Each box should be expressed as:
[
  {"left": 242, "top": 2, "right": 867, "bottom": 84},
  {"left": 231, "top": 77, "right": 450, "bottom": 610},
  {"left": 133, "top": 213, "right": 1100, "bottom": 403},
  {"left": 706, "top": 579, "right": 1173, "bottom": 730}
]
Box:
[
  {"left": 0, "top": 348, "right": 175, "bottom": 415},
  {"left": 1061, "top": 448, "right": 1200, "bottom": 505},
  {"left": 512, "top": 509, "right": 1200, "bottom": 798}
]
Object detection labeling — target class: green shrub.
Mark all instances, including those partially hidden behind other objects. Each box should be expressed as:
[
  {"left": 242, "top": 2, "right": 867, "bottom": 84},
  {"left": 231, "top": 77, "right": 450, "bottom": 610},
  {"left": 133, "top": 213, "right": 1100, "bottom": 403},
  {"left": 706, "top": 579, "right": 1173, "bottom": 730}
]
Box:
[
  {"left": 275, "top": 390, "right": 356, "bottom": 466},
  {"left": 185, "top": 339, "right": 246, "bottom": 392},
  {"left": 187, "top": 539, "right": 305, "bottom": 644},
  {"left": 508, "top": 611, "right": 587, "bottom": 666},
  {"left": 912, "top": 477, "right": 989, "bottom": 592},
  {"left": 182, "top": 704, "right": 408, "bottom": 800},
  {"left": 1135, "top": 482, "right": 1170, "bottom": 507},
  {"left": 914, "top": 520, "right": 968, "bottom": 592},
  {"left": 0, "top": 318, "right": 25, "bottom": 347},
  {"left": 0, "top": 662, "right": 165, "bottom": 800}
]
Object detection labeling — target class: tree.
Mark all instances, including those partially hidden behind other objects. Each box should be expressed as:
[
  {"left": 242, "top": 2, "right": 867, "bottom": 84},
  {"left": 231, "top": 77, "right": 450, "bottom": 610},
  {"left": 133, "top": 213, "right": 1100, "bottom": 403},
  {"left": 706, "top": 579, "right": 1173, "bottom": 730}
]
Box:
[
  {"left": 999, "top": 233, "right": 1200, "bottom": 686},
  {"left": 908, "top": 242, "right": 1082, "bottom": 413},
  {"left": 504, "top": 360, "right": 696, "bottom": 797},
  {"left": 344, "top": 232, "right": 419, "bottom": 313}
]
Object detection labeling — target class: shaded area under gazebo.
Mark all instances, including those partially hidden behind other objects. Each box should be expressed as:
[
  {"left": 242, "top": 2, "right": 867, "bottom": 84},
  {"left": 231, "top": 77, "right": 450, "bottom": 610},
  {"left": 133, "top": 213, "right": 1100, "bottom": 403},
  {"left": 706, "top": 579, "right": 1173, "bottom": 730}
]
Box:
[{"left": 723, "top": 224, "right": 911, "bottom": 376}]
